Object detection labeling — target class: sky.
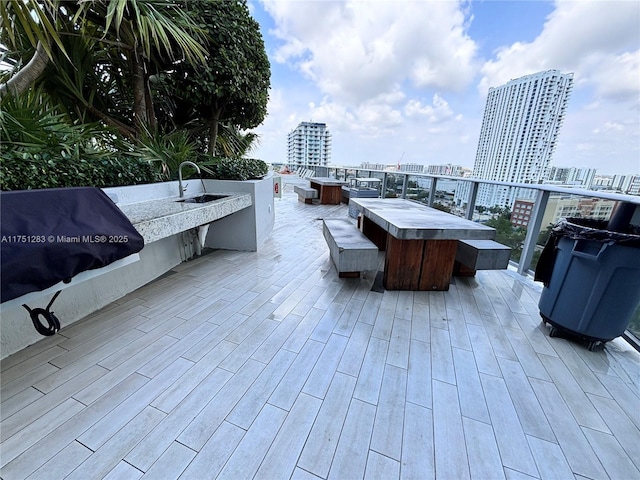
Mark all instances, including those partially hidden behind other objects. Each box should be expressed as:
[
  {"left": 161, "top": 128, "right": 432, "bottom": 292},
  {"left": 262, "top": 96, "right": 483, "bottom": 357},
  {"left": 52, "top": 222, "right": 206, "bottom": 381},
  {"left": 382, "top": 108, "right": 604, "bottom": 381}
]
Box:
[{"left": 247, "top": 0, "right": 640, "bottom": 176}]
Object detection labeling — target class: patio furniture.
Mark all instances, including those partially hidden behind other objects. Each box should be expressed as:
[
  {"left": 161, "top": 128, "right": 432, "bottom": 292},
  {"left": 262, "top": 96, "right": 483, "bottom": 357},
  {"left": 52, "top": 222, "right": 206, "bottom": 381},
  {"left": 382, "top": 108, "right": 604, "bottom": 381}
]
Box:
[
  {"left": 345, "top": 178, "right": 381, "bottom": 218},
  {"left": 309, "top": 177, "right": 349, "bottom": 205},
  {"left": 453, "top": 239, "right": 512, "bottom": 276},
  {"left": 294, "top": 185, "right": 318, "bottom": 204},
  {"left": 350, "top": 198, "right": 496, "bottom": 290},
  {"left": 322, "top": 218, "right": 378, "bottom": 278}
]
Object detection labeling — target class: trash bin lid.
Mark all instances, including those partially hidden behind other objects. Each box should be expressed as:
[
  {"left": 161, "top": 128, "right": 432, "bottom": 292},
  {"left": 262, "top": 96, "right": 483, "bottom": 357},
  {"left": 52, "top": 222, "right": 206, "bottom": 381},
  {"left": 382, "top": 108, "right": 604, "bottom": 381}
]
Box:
[
  {"left": 535, "top": 217, "right": 640, "bottom": 287},
  {"left": 552, "top": 218, "right": 640, "bottom": 247}
]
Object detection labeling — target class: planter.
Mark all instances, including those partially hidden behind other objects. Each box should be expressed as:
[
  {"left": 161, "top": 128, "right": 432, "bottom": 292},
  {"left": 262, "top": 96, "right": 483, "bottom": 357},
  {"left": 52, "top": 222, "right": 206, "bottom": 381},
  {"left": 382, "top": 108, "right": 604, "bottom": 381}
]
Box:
[{"left": 202, "top": 173, "right": 275, "bottom": 251}]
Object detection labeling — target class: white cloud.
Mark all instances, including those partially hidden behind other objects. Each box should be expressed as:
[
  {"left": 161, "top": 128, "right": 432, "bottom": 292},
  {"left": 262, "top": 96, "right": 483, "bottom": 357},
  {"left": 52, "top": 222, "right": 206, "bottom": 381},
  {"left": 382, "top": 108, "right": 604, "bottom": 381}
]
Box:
[
  {"left": 261, "top": 0, "right": 477, "bottom": 105},
  {"left": 474, "top": 1, "right": 639, "bottom": 174},
  {"left": 404, "top": 94, "right": 455, "bottom": 124},
  {"left": 254, "top": 1, "right": 639, "bottom": 174},
  {"left": 590, "top": 50, "right": 640, "bottom": 104},
  {"left": 594, "top": 122, "right": 624, "bottom": 134},
  {"left": 478, "top": 0, "right": 640, "bottom": 103}
]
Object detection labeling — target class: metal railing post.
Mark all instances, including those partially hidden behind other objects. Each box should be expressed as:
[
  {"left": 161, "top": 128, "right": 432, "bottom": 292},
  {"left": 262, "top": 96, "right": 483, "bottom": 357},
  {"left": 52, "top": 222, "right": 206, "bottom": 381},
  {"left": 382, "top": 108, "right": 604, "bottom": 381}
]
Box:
[
  {"left": 518, "top": 189, "right": 550, "bottom": 275},
  {"left": 465, "top": 181, "right": 479, "bottom": 220},
  {"left": 428, "top": 177, "right": 438, "bottom": 207}
]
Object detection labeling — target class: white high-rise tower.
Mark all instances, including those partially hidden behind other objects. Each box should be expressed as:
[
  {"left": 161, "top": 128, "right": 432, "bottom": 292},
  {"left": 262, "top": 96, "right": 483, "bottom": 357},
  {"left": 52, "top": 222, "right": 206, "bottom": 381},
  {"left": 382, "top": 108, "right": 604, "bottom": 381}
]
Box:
[
  {"left": 472, "top": 70, "right": 573, "bottom": 208},
  {"left": 287, "top": 122, "right": 332, "bottom": 168}
]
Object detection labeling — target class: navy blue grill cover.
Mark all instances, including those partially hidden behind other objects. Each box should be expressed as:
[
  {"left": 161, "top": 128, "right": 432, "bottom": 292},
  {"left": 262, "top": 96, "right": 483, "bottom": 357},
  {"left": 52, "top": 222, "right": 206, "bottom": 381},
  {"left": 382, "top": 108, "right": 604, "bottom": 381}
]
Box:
[{"left": 1, "top": 187, "right": 144, "bottom": 302}]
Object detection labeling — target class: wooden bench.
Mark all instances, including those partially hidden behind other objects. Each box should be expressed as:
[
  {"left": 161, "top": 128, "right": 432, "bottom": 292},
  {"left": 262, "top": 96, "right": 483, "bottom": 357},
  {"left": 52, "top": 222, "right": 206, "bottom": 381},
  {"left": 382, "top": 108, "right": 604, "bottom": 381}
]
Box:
[
  {"left": 294, "top": 185, "right": 318, "bottom": 204},
  {"left": 453, "top": 239, "right": 511, "bottom": 276},
  {"left": 323, "top": 218, "right": 379, "bottom": 278}
]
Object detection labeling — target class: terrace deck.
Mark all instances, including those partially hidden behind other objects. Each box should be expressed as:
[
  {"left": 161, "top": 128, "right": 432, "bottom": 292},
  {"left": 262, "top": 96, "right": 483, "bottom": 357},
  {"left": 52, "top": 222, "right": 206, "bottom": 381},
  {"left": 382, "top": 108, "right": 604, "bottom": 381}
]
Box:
[{"left": 1, "top": 178, "right": 639, "bottom": 479}]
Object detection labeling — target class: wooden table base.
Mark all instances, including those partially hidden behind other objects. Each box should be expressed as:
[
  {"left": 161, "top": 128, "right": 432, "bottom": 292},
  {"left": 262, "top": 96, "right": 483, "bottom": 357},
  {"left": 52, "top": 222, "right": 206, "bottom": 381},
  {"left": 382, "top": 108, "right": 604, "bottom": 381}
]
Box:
[
  {"left": 384, "top": 237, "right": 457, "bottom": 291},
  {"left": 310, "top": 181, "right": 343, "bottom": 205},
  {"left": 362, "top": 216, "right": 457, "bottom": 290}
]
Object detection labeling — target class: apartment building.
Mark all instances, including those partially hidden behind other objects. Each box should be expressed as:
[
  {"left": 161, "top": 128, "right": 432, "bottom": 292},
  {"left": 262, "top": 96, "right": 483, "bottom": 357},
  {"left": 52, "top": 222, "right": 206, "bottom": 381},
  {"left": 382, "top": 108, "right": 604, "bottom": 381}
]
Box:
[
  {"left": 287, "top": 122, "right": 332, "bottom": 168},
  {"left": 471, "top": 70, "right": 574, "bottom": 208}
]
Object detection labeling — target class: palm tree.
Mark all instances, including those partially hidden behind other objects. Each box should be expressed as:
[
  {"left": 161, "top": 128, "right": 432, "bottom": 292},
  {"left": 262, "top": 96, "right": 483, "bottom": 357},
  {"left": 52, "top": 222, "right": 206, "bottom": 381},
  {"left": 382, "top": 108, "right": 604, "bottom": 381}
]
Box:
[
  {"left": 216, "top": 123, "right": 261, "bottom": 158},
  {"left": 71, "top": 0, "right": 207, "bottom": 133},
  {"left": 1, "top": 0, "right": 207, "bottom": 137},
  {"left": 0, "top": 0, "right": 64, "bottom": 98}
]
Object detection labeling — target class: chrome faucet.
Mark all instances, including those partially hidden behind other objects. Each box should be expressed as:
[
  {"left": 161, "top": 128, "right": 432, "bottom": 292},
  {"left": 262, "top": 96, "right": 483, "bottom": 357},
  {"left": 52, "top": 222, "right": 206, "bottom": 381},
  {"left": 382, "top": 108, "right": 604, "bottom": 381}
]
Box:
[{"left": 178, "top": 161, "right": 201, "bottom": 198}]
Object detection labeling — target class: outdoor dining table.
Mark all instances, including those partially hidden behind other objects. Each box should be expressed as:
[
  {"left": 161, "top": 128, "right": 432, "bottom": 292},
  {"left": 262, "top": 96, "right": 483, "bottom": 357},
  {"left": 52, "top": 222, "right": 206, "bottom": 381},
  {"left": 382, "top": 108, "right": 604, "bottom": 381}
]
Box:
[
  {"left": 309, "top": 177, "right": 349, "bottom": 205},
  {"left": 350, "top": 198, "right": 497, "bottom": 291}
]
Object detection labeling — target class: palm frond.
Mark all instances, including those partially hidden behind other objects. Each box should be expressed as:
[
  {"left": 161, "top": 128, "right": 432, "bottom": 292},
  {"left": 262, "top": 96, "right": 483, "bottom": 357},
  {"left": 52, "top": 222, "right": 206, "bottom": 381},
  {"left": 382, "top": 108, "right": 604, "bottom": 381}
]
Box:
[{"left": 0, "top": 0, "right": 69, "bottom": 62}]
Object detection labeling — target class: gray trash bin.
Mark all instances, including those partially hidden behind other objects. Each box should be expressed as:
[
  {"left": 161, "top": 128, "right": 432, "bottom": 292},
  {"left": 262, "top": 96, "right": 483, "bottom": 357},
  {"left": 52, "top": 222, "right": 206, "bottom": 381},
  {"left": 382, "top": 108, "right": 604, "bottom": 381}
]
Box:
[{"left": 535, "top": 216, "right": 640, "bottom": 350}]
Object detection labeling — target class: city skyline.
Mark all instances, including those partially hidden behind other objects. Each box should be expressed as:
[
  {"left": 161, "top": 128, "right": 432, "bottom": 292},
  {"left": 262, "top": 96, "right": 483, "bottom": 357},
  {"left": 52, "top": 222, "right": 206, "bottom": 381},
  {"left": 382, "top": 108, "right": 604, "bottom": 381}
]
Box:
[{"left": 249, "top": 0, "right": 639, "bottom": 176}]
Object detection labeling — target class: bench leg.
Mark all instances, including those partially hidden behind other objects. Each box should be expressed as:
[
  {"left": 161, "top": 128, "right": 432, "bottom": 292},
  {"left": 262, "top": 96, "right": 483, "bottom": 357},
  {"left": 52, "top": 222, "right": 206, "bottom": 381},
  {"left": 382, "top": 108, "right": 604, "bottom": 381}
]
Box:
[
  {"left": 339, "top": 271, "right": 360, "bottom": 279},
  {"left": 297, "top": 195, "right": 314, "bottom": 204},
  {"left": 453, "top": 261, "right": 476, "bottom": 277}
]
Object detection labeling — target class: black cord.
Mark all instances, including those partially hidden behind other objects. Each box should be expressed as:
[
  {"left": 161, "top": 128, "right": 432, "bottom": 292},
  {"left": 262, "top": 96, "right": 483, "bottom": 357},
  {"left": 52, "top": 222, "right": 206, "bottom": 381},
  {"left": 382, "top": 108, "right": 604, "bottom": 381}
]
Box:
[{"left": 22, "top": 290, "right": 62, "bottom": 336}]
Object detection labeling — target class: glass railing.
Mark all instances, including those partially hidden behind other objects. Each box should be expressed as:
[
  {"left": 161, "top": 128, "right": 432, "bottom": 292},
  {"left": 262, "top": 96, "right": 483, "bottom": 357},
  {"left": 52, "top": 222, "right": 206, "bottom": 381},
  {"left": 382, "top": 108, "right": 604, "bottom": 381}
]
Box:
[{"left": 307, "top": 164, "right": 640, "bottom": 345}]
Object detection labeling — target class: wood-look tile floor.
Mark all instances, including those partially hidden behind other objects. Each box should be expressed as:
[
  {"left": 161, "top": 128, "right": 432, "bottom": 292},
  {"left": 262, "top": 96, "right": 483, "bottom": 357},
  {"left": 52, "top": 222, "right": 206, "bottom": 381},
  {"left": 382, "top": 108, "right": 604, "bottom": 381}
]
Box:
[{"left": 1, "top": 179, "right": 639, "bottom": 479}]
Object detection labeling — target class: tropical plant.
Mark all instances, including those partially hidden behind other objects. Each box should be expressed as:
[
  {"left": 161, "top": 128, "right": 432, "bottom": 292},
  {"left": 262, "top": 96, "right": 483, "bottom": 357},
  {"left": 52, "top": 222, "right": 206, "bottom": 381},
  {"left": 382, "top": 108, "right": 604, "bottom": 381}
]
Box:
[
  {"left": 1, "top": 0, "right": 208, "bottom": 137},
  {"left": 432, "top": 203, "right": 452, "bottom": 213},
  {"left": 161, "top": 0, "right": 270, "bottom": 154},
  {"left": 1, "top": 86, "right": 116, "bottom": 156},
  {"left": 0, "top": 89, "right": 159, "bottom": 190},
  {"left": 0, "top": 0, "right": 270, "bottom": 189},
  {"left": 216, "top": 123, "right": 261, "bottom": 158},
  {"left": 135, "top": 129, "right": 200, "bottom": 180},
  {"left": 485, "top": 214, "right": 527, "bottom": 261},
  {"left": 0, "top": 0, "right": 67, "bottom": 98},
  {"left": 71, "top": 0, "right": 207, "bottom": 133},
  {"left": 0, "top": 151, "right": 159, "bottom": 190},
  {"left": 199, "top": 157, "right": 268, "bottom": 181}
]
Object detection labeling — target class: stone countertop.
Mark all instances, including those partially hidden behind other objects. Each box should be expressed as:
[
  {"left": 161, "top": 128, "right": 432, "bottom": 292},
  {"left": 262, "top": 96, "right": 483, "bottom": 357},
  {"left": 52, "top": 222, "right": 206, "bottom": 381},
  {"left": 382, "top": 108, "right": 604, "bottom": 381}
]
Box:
[
  {"left": 118, "top": 193, "right": 252, "bottom": 243},
  {"left": 350, "top": 197, "right": 496, "bottom": 241},
  {"left": 309, "top": 177, "right": 349, "bottom": 186}
]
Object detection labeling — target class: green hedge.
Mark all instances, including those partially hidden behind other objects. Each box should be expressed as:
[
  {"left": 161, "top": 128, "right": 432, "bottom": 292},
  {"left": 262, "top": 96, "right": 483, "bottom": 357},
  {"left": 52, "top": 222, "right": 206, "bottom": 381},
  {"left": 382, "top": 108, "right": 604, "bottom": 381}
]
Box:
[
  {"left": 0, "top": 152, "right": 268, "bottom": 191},
  {"left": 198, "top": 156, "right": 268, "bottom": 181},
  {"left": 0, "top": 151, "right": 160, "bottom": 191}
]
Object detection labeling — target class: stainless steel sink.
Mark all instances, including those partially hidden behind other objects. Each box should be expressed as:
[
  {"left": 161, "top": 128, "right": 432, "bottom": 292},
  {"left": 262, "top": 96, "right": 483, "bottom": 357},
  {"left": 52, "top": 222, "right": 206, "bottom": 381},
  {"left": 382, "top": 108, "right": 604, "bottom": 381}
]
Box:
[{"left": 177, "top": 194, "right": 228, "bottom": 204}]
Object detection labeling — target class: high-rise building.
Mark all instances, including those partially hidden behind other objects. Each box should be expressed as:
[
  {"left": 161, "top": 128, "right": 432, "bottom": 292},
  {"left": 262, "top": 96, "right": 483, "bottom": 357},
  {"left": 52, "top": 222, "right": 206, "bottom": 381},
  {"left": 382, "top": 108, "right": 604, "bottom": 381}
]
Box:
[
  {"left": 471, "top": 70, "right": 573, "bottom": 208},
  {"left": 623, "top": 175, "right": 640, "bottom": 195},
  {"left": 287, "top": 122, "right": 332, "bottom": 168}
]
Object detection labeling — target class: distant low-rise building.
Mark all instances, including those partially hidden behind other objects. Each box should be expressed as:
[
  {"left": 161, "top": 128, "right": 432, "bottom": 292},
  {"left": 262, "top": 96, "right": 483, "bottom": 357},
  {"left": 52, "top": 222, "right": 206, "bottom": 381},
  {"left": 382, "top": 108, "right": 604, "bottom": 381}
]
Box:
[
  {"left": 398, "top": 163, "right": 424, "bottom": 174},
  {"left": 591, "top": 174, "right": 640, "bottom": 195},
  {"left": 426, "top": 164, "right": 465, "bottom": 176},
  {"left": 510, "top": 195, "right": 617, "bottom": 231},
  {"left": 547, "top": 166, "right": 597, "bottom": 187},
  {"left": 511, "top": 199, "right": 535, "bottom": 228},
  {"left": 360, "top": 162, "right": 386, "bottom": 171},
  {"left": 540, "top": 196, "right": 616, "bottom": 229}
]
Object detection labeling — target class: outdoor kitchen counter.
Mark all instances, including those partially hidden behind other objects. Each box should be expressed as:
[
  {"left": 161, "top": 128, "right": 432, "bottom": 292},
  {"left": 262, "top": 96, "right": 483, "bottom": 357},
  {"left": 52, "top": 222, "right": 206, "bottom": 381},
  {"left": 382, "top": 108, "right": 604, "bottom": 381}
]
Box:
[{"left": 118, "top": 193, "right": 252, "bottom": 243}]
